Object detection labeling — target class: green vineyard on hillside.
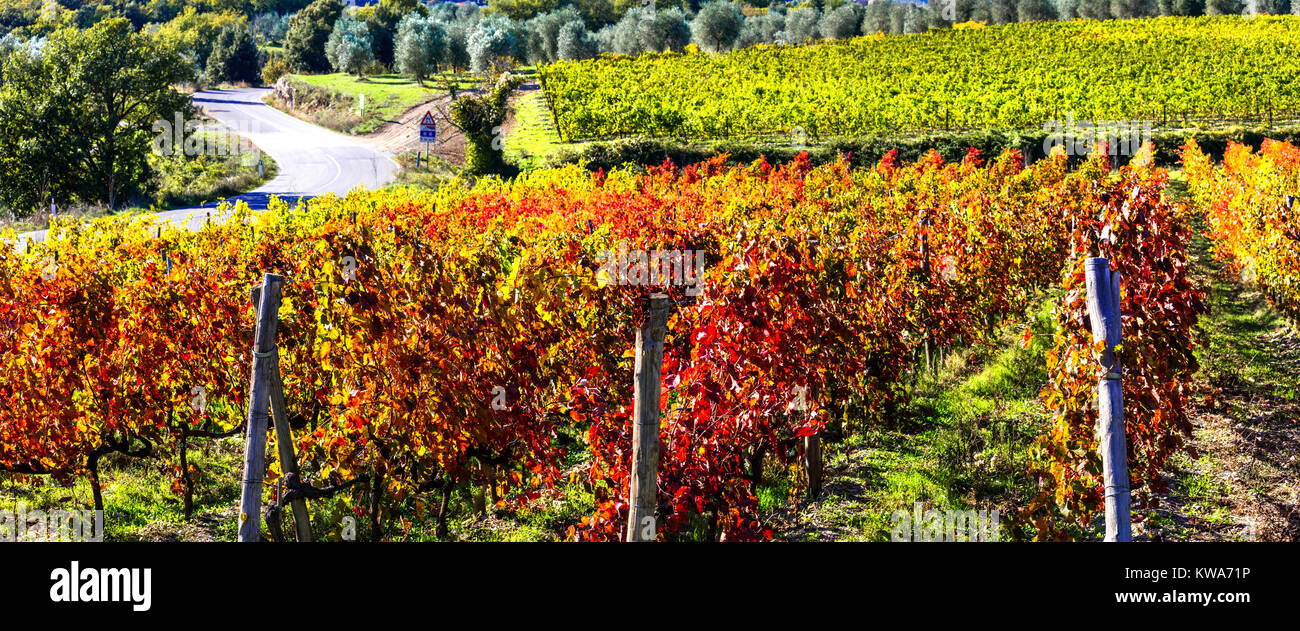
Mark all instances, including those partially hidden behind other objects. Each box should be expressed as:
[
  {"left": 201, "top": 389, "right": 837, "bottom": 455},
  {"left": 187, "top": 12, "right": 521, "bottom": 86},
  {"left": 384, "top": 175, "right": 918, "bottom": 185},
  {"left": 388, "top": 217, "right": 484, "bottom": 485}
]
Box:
[{"left": 540, "top": 15, "right": 1300, "bottom": 141}]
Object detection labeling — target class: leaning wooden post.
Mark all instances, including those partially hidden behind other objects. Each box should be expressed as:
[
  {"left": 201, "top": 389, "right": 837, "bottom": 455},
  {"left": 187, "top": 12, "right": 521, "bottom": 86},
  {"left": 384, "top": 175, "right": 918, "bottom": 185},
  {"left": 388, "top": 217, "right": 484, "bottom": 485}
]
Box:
[
  {"left": 253, "top": 284, "right": 313, "bottom": 542},
  {"left": 1084, "top": 258, "right": 1130, "bottom": 542},
  {"left": 271, "top": 365, "right": 312, "bottom": 541},
  {"left": 238, "top": 273, "right": 284, "bottom": 542},
  {"left": 626, "top": 293, "right": 671, "bottom": 542}
]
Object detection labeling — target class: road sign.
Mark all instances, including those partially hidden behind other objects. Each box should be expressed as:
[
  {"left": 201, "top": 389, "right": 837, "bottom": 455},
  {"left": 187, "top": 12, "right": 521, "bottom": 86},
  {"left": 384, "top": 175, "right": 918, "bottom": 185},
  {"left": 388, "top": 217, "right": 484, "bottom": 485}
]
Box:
[{"left": 419, "top": 111, "right": 436, "bottom": 142}]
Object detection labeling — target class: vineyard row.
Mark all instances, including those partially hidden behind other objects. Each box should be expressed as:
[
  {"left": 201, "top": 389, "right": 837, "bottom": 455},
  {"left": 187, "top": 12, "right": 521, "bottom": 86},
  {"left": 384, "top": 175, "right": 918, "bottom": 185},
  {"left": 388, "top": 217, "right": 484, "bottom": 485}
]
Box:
[{"left": 0, "top": 148, "right": 1202, "bottom": 540}]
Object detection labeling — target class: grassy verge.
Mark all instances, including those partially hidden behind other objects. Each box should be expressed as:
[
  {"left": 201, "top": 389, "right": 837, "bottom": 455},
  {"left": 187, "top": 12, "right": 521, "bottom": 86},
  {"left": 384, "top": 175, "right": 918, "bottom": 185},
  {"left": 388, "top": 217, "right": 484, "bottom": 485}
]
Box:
[
  {"left": 504, "top": 90, "right": 568, "bottom": 169},
  {"left": 387, "top": 151, "right": 459, "bottom": 190},
  {"left": 150, "top": 130, "right": 278, "bottom": 209},
  {"left": 0, "top": 205, "right": 114, "bottom": 236},
  {"left": 277, "top": 72, "right": 472, "bottom": 135}
]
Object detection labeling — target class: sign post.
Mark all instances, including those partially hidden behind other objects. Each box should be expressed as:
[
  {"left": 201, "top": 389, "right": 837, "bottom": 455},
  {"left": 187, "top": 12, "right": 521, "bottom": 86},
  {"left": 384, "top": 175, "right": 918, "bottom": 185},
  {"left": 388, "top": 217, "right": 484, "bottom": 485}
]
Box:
[{"left": 418, "top": 110, "right": 437, "bottom": 164}]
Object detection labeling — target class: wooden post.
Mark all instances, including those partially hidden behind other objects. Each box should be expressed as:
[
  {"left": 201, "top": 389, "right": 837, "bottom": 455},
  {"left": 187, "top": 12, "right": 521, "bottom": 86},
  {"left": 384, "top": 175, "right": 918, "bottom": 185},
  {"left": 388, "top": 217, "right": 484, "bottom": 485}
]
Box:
[
  {"left": 626, "top": 293, "right": 671, "bottom": 542},
  {"left": 253, "top": 284, "right": 313, "bottom": 542},
  {"left": 179, "top": 429, "right": 193, "bottom": 519},
  {"left": 803, "top": 434, "right": 823, "bottom": 499},
  {"left": 919, "top": 208, "right": 933, "bottom": 375},
  {"left": 237, "top": 273, "right": 283, "bottom": 542},
  {"left": 1084, "top": 258, "right": 1130, "bottom": 542},
  {"left": 272, "top": 365, "right": 312, "bottom": 541}
]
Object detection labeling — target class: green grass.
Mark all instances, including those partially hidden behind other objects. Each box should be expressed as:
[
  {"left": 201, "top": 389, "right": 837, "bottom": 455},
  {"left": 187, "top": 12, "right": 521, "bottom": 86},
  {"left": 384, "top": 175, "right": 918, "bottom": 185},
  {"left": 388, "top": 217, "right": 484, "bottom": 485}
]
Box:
[
  {"left": 763, "top": 301, "right": 1058, "bottom": 542},
  {"left": 289, "top": 73, "right": 435, "bottom": 134},
  {"left": 287, "top": 72, "right": 473, "bottom": 135},
  {"left": 1, "top": 437, "right": 244, "bottom": 541},
  {"left": 150, "top": 130, "right": 278, "bottom": 209},
  {"left": 1195, "top": 253, "right": 1300, "bottom": 403},
  {"left": 504, "top": 90, "right": 568, "bottom": 169},
  {"left": 1139, "top": 200, "right": 1300, "bottom": 541}
]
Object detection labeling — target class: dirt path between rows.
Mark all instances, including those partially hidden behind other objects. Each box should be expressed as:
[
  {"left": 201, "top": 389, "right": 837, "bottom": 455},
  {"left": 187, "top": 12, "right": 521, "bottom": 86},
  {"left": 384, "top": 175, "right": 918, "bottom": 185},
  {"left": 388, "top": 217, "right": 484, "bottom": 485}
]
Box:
[{"left": 1143, "top": 229, "right": 1300, "bottom": 541}]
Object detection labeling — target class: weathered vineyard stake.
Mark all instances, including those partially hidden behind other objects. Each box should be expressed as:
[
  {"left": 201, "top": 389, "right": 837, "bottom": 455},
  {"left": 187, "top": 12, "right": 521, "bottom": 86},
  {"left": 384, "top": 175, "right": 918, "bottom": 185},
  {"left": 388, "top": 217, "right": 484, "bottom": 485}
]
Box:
[
  {"left": 627, "top": 293, "right": 671, "bottom": 542},
  {"left": 804, "top": 433, "right": 823, "bottom": 498},
  {"left": 919, "top": 207, "right": 933, "bottom": 375},
  {"left": 253, "top": 284, "right": 313, "bottom": 542},
  {"left": 1084, "top": 258, "right": 1130, "bottom": 542},
  {"left": 237, "top": 273, "right": 284, "bottom": 542}
]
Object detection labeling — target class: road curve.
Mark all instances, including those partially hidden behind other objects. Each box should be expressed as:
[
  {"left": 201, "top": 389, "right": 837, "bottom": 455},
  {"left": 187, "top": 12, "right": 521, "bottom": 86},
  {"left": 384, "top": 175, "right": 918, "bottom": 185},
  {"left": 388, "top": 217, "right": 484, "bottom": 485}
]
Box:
[{"left": 18, "top": 87, "right": 399, "bottom": 244}]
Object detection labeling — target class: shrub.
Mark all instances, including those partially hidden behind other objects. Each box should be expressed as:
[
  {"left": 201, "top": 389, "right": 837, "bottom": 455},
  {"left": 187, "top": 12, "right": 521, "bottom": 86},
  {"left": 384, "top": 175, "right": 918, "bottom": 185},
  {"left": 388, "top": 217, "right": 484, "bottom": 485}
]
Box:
[
  {"left": 449, "top": 72, "right": 523, "bottom": 174},
  {"left": 261, "top": 55, "right": 292, "bottom": 85}
]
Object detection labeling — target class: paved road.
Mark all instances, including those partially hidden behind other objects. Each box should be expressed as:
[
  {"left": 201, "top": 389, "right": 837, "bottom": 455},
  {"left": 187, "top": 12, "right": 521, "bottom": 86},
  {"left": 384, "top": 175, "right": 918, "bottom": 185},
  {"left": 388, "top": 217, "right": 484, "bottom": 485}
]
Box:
[{"left": 19, "top": 87, "right": 399, "bottom": 244}]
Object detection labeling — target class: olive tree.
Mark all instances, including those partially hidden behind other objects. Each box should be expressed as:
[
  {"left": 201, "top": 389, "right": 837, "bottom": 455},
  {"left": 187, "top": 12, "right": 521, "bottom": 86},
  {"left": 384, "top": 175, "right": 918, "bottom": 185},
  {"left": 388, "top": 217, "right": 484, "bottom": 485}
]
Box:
[
  {"left": 326, "top": 16, "right": 376, "bottom": 77},
  {"left": 557, "top": 19, "right": 599, "bottom": 59},
  {"left": 785, "top": 7, "right": 821, "bottom": 43},
  {"left": 395, "top": 13, "right": 447, "bottom": 84},
  {"left": 691, "top": 1, "right": 744, "bottom": 52},
  {"left": 643, "top": 7, "right": 693, "bottom": 52},
  {"left": 467, "top": 16, "right": 521, "bottom": 75},
  {"left": 819, "top": 3, "right": 861, "bottom": 40}
]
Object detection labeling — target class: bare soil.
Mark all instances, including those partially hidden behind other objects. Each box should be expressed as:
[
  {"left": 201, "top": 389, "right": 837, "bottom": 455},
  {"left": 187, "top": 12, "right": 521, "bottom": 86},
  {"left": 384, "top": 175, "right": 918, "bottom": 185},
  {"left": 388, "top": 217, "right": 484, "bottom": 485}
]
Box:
[{"left": 353, "top": 93, "right": 469, "bottom": 167}]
